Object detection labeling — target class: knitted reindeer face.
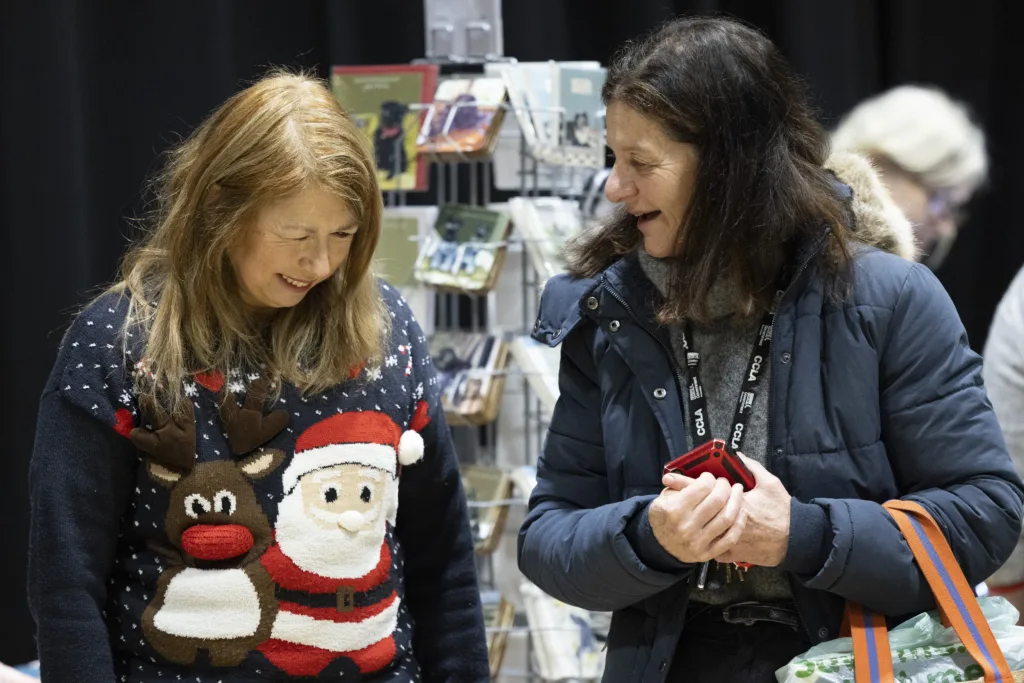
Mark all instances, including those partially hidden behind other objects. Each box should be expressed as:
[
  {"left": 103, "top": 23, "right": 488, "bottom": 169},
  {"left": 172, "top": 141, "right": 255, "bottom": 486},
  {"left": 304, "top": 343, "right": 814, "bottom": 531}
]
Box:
[
  {"left": 149, "top": 452, "right": 284, "bottom": 566},
  {"left": 130, "top": 378, "right": 289, "bottom": 568}
]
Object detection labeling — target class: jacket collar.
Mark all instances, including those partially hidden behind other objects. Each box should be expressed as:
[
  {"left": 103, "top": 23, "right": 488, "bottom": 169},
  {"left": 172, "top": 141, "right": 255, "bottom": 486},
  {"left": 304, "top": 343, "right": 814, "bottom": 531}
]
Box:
[
  {"left": 531, "top": 272, "right": 600, "bottom": 346},
  {"left": 601, "top": 251, "right": 661, "bottom": 321},
  {"left": 533, "top": 222, "right": 830, "bottom": 348}
]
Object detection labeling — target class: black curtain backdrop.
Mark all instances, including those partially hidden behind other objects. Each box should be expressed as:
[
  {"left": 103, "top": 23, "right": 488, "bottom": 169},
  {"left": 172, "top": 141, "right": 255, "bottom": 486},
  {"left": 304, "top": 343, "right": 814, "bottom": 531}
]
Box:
[{"left": 1, "top": 0, "right": 1020, "bottom": 664}]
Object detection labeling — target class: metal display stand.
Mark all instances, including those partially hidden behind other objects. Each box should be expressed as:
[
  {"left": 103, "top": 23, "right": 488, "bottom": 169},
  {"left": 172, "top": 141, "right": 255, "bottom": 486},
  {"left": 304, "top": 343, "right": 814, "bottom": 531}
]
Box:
[
  {"left": 392, "top": 5, "right": 608, "bottom": 674},
  {"left": 398, "top": 93, "right": 606, "bottom": 680}
]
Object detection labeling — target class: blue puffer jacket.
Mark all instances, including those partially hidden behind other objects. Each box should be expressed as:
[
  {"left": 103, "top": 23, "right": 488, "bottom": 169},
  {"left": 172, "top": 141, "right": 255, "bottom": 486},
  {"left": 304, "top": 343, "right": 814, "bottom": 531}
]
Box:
[{"left": 517, "top": 156, "right": 1024, "bottom": 683}]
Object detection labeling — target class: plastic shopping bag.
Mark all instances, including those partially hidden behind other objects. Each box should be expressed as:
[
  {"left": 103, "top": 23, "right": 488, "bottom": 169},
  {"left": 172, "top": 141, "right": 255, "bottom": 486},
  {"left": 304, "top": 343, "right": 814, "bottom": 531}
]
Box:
[
  {"left": 777, "top": 500, "right": 1023, "bottom": 683},
  {"left": 778, "top": 598, "right": 1024, "bottom": 683},
  {"left": 776, "top": 598, "right": 1024, "bottom": 682}
]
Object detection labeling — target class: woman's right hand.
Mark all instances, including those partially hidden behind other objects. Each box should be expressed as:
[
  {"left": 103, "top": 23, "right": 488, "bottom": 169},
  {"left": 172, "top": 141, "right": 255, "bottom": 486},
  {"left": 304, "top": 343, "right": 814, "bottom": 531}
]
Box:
[{"left": 647, "top": 472, "right": 747, "bottom": 563}]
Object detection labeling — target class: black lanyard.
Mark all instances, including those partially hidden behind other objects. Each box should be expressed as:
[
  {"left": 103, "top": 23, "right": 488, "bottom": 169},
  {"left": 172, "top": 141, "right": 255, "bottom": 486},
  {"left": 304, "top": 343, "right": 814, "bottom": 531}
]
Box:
[{"left": 679, "top": 291, "right": 782, "bottom": 454}]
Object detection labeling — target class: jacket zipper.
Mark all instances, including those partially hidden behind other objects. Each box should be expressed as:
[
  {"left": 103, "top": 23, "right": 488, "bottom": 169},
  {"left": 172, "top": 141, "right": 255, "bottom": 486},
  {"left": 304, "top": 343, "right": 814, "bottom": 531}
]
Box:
[
  {"left": 765, "top": 237, "right": 827, "bottom": 646},
  {"left": 602, "top": 280, "right": 706, "bottom": 656},
  {"left": 605, "top": 282, "right": 716, "bottom": 606},
  {"left": 765, "top": 241, "right": 822, "bottom": 474}
]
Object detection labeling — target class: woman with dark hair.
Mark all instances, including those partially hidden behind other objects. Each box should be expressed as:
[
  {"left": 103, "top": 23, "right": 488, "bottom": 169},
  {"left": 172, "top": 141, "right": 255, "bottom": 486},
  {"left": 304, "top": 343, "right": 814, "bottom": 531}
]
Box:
[{"left": 518, "top": 16, "right": 1023, "bottom": 682}]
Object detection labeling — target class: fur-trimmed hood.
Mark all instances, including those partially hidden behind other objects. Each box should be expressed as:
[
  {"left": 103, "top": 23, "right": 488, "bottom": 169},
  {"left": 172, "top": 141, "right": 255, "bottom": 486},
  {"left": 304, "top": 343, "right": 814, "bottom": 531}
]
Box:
[{"left": 825, "top": 150, "right": 917, "bottom": 261}]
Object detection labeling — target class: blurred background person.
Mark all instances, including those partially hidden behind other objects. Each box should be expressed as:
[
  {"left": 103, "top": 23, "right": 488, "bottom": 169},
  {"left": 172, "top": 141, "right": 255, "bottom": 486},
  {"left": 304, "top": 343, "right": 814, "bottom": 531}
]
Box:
[{"left": 832, "top": 85, "right": 988, "bottom": 270}]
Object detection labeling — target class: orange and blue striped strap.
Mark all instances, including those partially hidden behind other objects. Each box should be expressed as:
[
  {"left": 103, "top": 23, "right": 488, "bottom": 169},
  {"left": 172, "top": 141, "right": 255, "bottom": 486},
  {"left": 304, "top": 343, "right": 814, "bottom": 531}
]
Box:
[
  {"left": 848, "top": 602, "right": 893, "bottom": 683},
  {"left": 848, "top": 500, "right": 1012, "bottom": 683}
]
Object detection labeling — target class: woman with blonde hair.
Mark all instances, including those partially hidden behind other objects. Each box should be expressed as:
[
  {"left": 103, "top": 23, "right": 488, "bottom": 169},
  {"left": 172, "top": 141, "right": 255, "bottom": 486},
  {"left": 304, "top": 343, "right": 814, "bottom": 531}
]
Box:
[{"left": 28, "top": 72, "right": 488, "bottom": 682}]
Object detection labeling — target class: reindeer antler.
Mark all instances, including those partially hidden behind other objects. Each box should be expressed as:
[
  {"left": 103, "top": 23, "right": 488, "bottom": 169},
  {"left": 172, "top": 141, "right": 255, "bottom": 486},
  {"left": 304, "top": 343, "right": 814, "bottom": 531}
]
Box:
[
  {"left": 129, "top": 396, "right": 197, "bottom": 474},
  {"left": 219, "top": 378, "right": 290, "bottom": 455}
]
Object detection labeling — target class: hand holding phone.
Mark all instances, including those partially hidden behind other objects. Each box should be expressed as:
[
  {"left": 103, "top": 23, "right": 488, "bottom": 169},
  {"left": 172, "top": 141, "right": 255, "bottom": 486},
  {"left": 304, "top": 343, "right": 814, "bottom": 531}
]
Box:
[
  {"left": 646, "top": 467, "right": 748, "bottom": 566},
  {"left": 663, "top": 439, "right": 756, "bottom": 491},
  {"left": 659, "top": 440, "right": 757, "bottom": 583},
  {"left": 675, "top": 451, "right": 793, "bottom": 569}
]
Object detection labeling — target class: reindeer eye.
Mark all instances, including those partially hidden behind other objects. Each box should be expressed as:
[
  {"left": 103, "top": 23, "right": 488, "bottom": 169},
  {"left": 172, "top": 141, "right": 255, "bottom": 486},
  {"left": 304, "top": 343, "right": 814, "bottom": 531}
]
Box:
[
  {"left": 215, "top": 490, "right": 237, "bottom": 515},
  {"left": 184, "top": 493, "right": 212, "bottom": 519},
  {"left": 322, "top": 485, "right": 339, "bottom": 504},
  {"left": 361, "top": 486, "right": 372, "bottom": 503}
]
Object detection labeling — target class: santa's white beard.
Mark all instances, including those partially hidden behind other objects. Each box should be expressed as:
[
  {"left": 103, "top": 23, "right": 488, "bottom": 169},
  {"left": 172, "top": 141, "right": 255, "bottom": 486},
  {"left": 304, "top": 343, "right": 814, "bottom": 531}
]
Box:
[{"left": 275, "top": 487, "right": 388, "bottom": 579}]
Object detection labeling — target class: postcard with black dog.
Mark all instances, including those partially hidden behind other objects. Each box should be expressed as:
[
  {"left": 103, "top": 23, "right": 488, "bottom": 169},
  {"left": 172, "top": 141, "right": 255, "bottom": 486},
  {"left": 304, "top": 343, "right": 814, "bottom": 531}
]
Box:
[{"left": 331, "top": 64, "right": 439, "bottom": 192}]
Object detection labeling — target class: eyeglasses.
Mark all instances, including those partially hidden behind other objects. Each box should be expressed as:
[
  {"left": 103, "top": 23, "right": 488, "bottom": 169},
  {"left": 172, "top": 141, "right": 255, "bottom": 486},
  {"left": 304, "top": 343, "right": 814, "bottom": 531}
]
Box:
[
  {"left": 873, "top": 155, "right": 972, "bottom": 226},
  {"left": 928, "top": 188, "right": 954, "bottom": 219},
  {"left": 926, "top": 187, "right": 969, "bottom": 226}
]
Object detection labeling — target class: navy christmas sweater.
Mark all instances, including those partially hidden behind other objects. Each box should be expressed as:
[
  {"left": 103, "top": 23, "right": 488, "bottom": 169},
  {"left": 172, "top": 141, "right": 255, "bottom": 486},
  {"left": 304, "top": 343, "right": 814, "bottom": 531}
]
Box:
[{"left": 28, "top": 283, "right": 489, "bottom": 682}]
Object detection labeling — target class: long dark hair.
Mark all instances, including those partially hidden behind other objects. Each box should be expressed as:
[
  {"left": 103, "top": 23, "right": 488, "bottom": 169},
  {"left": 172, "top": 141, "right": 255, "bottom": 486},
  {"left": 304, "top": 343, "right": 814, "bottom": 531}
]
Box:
[{"left": 569, "top": 16, "right": 852, "bottom": 322}]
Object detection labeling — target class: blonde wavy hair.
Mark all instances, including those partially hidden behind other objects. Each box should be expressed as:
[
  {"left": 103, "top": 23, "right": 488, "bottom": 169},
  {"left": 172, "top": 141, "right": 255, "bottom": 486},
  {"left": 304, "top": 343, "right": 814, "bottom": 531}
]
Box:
[{"left": 109, "top": 70, "right": 387, "bottom": 410}]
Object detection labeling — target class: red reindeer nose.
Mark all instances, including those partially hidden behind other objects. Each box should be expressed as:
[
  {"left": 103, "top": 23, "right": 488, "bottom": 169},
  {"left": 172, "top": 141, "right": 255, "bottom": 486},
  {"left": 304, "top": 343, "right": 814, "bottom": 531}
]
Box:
[{"left": 180, "top": 524, "right": 254, "bottom": 561}]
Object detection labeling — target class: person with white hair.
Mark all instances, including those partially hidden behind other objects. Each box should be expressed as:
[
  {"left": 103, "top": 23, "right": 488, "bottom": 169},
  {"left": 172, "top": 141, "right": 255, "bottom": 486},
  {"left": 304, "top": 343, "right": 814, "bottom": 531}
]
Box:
[{"left": 832, "top": 85, "right": 988, "bottom": 269}]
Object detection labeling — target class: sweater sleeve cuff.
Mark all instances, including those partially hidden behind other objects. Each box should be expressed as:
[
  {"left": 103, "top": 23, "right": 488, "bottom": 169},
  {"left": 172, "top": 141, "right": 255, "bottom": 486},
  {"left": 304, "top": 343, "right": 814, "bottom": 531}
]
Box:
[
  {"left": 624, "top": 499, "right": 691, "bottom": 573},
  {"left": 779, "top": 498, "right": 831, "bottom": 575}
]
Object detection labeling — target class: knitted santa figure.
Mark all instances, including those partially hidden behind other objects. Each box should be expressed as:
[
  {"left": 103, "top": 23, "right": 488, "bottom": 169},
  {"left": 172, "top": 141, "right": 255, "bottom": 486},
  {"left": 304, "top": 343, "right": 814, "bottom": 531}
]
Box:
[{"left": 258, "top": 405, "right": 428, "bottom": 677}]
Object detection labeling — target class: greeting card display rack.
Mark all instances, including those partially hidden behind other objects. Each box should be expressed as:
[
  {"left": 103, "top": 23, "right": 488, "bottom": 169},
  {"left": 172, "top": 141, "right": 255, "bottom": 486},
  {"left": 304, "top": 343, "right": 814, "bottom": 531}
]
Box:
[{"left": 380, "top": 59, "right": 609, "bottom": 681}]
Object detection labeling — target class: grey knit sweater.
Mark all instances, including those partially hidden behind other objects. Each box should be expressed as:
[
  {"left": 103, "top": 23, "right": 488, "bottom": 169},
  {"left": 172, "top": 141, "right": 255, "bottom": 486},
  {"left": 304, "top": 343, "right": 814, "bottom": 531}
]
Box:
[{"left": 638, "top": 249, "right": 791, "bottom": 604}]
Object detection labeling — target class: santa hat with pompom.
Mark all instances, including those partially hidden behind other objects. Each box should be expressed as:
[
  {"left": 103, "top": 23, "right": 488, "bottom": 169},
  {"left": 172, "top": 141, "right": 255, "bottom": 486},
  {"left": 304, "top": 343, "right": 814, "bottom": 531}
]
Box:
[{"left": 282, "top": 402, "right": 430, "bottom": 494}]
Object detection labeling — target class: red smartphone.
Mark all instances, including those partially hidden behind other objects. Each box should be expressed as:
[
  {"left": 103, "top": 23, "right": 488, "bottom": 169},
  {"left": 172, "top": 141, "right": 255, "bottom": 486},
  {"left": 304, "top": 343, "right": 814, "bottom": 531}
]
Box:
[{"left": 663, "top": 439, "right": 756, "bottom": 491}]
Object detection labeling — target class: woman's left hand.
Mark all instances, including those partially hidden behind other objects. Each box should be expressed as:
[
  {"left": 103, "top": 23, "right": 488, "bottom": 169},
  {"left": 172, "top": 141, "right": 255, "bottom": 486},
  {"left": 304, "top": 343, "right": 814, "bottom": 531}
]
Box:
[
  {"left": 718, "top": 454, "right": 792, "bottom": 566},
  {"left": 665, "top": 453, "right": 792, "bottom": 567}
]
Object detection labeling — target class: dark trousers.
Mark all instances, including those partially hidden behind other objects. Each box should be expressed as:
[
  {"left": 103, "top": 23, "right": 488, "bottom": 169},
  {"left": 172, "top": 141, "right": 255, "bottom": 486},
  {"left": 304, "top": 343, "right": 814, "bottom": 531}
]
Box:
[{"left": 667, "top": 603, "right": 811, "bottom": 682}]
